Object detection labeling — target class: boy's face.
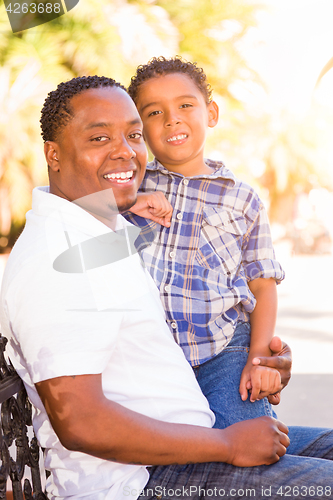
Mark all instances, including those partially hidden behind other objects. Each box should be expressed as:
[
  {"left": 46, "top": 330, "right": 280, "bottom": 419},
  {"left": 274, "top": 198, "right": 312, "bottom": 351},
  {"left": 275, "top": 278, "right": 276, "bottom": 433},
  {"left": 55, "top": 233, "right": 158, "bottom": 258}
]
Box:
[
  {"left": 135, "top": 73, "right": 218, "bottom": 175},
  {"left": 46, "top": 87, "right": 147, "bottom": 214}
]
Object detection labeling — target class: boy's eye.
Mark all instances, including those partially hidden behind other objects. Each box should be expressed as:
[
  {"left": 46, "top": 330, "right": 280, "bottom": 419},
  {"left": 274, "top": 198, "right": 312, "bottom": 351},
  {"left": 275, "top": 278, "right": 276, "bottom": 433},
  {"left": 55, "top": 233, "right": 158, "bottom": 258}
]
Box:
[
  {"left": 180, "top": 103, "right": 193, "bottom": 109},
  {"left": 128, "top": 132, "right": 142, "bottom": 139},
  {"left": 148, "top": 110, "right": 162, "bottom": 117}
]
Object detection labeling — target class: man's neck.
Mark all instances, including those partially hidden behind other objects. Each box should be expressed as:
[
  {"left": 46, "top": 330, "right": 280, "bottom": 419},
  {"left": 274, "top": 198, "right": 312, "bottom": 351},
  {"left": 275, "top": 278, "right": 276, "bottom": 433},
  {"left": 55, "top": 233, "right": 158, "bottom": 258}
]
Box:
[
  {"left": 90, "top": 212, "right": 118, "bottom": 231},
  {"left": 49, "top": 185, "right": 119, "bottom": 231}
]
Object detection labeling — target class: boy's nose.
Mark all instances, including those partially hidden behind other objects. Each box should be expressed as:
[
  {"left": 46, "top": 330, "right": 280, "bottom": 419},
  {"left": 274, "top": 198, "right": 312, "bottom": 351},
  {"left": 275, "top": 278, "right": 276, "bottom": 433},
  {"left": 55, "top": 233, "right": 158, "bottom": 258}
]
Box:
[
  {"left": 165, "top": 111, "right": 181, "bottom": 127},
  {"left": 109, "top": 138, "right": 136, "bottom": 160}
]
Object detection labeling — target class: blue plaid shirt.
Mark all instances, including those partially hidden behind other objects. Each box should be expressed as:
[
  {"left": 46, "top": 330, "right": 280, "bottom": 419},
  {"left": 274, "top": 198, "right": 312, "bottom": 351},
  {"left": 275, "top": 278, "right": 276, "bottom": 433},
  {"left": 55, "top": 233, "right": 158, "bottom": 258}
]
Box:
[{"left": 126, "top": 159, "right": 284, "bottom": 367}]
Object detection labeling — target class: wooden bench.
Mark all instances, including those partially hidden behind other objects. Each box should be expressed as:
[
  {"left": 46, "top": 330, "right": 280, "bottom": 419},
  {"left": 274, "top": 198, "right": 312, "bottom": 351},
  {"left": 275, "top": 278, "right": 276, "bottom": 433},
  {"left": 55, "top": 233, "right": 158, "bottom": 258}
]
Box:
[{"left": 0, "top": 334, "right": 47, "bottom": 500}]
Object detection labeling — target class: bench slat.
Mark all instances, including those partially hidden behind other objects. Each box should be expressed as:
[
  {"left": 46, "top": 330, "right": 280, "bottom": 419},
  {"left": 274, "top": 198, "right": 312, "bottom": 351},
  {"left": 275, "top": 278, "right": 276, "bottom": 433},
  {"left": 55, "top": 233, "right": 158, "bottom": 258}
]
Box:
[
  {"left": 0, "top": 375, "right": 24, "bottom": 405},
  {"left": 0, "top": 334, "right": 48, "bottom": 499}
]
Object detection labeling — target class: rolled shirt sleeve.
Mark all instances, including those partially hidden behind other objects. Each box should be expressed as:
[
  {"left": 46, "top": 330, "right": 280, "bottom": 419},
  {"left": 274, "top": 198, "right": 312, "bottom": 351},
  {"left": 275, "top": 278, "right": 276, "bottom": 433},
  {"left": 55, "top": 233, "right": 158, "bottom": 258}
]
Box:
[{"left": 242, "top": 202, "right": 285, "bottom": 283}]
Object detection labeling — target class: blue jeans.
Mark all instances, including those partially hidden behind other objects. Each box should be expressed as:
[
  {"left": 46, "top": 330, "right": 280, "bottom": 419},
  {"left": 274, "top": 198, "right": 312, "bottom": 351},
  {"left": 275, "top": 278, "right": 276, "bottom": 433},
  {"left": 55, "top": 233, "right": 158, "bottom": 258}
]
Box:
[
  {"left": 141, "top": 428, "right": 333, "bottom": 499},
  {"left": 140, "top": 322, "right": 333, "bottom": 498},
  {"left": 193, "top": 321, "right": 275, "bottom": 429},
  {"left": 142, "top": 444, "right": 333, "bottom": 499}
]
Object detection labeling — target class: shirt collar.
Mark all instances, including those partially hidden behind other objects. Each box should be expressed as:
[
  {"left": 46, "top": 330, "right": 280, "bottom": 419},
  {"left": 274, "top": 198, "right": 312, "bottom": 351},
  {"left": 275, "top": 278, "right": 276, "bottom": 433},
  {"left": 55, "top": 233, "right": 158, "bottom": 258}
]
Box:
[
  {"left": 32, "top": 186, "right": 129, "bottom": 238},
  {"left": 146, "top": 158, "right": 236, "bottom": 185}
]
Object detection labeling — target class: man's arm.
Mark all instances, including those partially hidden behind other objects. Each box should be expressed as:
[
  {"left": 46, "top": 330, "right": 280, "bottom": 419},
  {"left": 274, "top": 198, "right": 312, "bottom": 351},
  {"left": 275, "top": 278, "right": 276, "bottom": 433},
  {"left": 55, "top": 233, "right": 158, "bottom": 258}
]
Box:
[{"left": 36, "top": 374, "right": 289, "bottom": 467}]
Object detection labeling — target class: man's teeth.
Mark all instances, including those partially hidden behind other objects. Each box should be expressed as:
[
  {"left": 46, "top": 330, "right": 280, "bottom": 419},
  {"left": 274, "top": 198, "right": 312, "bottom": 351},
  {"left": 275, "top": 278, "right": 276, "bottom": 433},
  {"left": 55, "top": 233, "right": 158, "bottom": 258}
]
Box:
[
  {"left": 103, "top": 170, "right": 133, "bottom": 182},
  {"left": 167, "top": 134, "right": 187, "bottom": 142}
]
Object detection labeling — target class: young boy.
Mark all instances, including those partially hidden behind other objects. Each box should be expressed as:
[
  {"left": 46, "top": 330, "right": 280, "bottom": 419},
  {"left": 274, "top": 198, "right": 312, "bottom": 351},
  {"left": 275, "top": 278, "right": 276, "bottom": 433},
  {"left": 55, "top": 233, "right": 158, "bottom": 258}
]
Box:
[{"left": 126, "top": 57, "right": 284, "bottom": 429}]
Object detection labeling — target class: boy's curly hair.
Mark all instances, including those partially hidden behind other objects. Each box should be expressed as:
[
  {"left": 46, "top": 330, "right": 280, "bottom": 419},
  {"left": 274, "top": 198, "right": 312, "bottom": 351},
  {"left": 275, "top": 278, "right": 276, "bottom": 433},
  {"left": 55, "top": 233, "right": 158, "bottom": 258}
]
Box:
[
  {"left": 40, "top": 75, "right": 126, "bottom": 142},
  {"left": 128, "top": 56, "right": 212, "bottom": 105}
]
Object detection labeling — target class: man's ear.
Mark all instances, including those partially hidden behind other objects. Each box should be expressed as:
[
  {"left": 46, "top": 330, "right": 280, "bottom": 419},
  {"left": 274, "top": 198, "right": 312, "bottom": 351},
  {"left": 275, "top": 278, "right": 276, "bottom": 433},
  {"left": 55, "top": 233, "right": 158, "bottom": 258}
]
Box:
[
  {"left": 207, "top": 101, "right": 219, "bottom": 128},
  {"left": 44, "top": 141, "right": 60, "bottom": 172}
]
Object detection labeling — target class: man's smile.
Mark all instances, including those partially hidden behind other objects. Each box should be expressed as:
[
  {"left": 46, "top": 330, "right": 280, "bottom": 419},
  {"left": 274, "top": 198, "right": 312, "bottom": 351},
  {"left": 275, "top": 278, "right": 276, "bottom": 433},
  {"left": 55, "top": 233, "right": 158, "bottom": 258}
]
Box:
[{"left": 103, "top": 170, "right": 134, "bottom": 184}]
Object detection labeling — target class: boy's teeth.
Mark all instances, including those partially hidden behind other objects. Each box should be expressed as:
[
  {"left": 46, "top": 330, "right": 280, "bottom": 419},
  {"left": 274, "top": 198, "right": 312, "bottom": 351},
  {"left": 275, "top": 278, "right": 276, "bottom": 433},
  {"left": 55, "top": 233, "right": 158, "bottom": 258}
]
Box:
[
  {"left": 167, "top": 134, "right": 187, "bottom": 142},
  {"left": 103, "top": 170, "right": 133, "bottom": 181}
]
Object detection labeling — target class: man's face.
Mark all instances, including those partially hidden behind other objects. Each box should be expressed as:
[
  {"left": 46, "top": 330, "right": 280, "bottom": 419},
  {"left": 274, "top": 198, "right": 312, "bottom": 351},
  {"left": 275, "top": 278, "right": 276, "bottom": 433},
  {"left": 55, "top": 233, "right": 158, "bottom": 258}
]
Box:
[
  {"left": 47, "top": 87, "right": 147, "bottom": 213},
  {"left": 135, "top": 73, "right": 217, "bottom": 175}
]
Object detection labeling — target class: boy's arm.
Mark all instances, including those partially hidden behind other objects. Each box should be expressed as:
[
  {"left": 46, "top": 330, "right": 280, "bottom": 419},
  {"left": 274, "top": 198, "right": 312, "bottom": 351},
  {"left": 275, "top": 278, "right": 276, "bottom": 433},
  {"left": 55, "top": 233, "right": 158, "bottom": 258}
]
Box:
[
  {"left": 239, "top": 277, "right": 280, "bottom": 402},
  {"left": 36, "top": 373, "right": 289, "bottom": 467},
  {"left": 128, "top": 192, "right": 172, "bottom": 227}
]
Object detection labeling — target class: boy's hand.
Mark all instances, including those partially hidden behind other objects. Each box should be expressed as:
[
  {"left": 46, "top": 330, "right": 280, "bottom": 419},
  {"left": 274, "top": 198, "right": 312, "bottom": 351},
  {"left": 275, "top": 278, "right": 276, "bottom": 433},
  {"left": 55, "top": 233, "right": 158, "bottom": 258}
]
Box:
[
  {"left": 239, "top": 360, "right": 281, "bottom": 403},
  {"left": 129, "top": 192, "right": 172, "bottom": 227},
  {"left": 253, "top": 337, "right": 292, "bottom": 405}
]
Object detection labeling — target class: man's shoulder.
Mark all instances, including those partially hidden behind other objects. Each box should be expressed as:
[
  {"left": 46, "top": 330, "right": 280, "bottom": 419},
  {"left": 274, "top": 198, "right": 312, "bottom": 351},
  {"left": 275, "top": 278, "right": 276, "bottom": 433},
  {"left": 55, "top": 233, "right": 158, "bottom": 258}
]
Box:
[{"left": 1, "top": 217, "right": 50, "bottom": 300}]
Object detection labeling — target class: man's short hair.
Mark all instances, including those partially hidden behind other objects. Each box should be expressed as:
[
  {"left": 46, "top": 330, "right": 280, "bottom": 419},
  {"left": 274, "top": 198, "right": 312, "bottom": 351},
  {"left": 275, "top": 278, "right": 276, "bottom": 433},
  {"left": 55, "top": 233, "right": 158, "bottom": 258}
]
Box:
[
  {"left": 40, "top": 76, "right": 126, "bottom": 142},
  {"left": 128, "top": 56, "right": 212, "bottom": 105}
]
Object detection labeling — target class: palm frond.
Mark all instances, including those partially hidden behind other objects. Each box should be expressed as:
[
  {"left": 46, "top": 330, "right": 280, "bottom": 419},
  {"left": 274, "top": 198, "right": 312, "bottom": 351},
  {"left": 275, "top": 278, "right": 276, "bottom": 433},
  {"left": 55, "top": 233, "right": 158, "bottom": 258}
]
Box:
[{"left": 315, "top": 56, "right": 333, "bottom": 88}]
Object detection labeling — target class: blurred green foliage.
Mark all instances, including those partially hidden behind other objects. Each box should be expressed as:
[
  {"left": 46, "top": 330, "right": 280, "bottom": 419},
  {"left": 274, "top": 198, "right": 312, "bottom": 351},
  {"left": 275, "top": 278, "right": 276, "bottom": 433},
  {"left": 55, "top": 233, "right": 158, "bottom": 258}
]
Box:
[{"left": 0, "top": 0, "right": 331, "bottom": 251}]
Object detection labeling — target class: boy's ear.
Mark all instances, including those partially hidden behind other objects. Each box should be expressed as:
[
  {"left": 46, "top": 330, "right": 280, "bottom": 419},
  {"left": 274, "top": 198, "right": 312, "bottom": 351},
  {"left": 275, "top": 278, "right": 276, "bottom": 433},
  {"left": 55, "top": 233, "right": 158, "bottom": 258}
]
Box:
[
  {"left": 44, "top": 141, "right": 60, "bottom": 172},
  {"left": 207, "top": 101, "right": 219, "bottom": 128}
]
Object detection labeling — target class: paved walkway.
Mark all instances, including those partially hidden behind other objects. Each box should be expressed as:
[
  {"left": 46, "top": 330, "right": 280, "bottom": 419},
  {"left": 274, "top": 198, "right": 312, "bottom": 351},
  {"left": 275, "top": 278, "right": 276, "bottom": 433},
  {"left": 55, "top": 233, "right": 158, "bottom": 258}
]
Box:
[
  {"left": 275, "top": 247, "right": 333, "bottom": 374},
  {"left": 274, "top": 245, "right": 333, "bottom": 427}
]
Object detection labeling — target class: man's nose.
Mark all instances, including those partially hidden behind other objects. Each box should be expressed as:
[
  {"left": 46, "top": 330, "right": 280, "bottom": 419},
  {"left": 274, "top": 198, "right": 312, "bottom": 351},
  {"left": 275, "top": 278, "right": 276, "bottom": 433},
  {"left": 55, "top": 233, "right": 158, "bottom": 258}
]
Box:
[{"left": 109, "top": 137, "right": 136, "bottom": 160}]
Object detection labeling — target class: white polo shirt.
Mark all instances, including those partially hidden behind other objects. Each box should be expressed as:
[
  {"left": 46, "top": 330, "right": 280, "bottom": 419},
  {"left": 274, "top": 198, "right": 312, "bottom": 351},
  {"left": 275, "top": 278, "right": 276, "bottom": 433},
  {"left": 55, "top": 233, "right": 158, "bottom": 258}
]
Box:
[{"left": 0, "top": 187, "right": 214, "bottom": 500}]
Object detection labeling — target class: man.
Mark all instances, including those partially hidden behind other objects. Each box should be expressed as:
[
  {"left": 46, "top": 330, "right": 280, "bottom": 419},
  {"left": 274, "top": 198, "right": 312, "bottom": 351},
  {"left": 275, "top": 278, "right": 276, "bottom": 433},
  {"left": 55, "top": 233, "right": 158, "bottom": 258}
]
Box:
[{"left": 1, "top": 76, "right": 332, "bottom": 500}]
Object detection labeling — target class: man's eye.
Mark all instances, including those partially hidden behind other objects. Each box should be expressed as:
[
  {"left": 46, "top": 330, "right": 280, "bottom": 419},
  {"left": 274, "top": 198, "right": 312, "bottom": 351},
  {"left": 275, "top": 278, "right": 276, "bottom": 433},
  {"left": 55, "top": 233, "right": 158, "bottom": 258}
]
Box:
[
  {"left": 128, "top": 133, "right": 142, "bottom": 139},
  {"left": 91, "top": 136, "right": 108, "bottom": 142},
  {"left": 148, "top": 110, "right": 161, "bottom": 117}
]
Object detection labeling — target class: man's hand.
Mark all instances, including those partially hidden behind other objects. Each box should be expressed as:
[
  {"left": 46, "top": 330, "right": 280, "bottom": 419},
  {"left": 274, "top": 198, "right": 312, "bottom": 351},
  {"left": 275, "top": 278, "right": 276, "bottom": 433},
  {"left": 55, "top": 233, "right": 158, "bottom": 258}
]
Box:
[
  {"left": 129, "top": 192, "right": 172, "bottom": 227},
  {"left": 252, "top": 337, "right": 292, "bottom": 405},
  {"left": 223, "top": 416, "right": 289, "bottom": 467}
]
